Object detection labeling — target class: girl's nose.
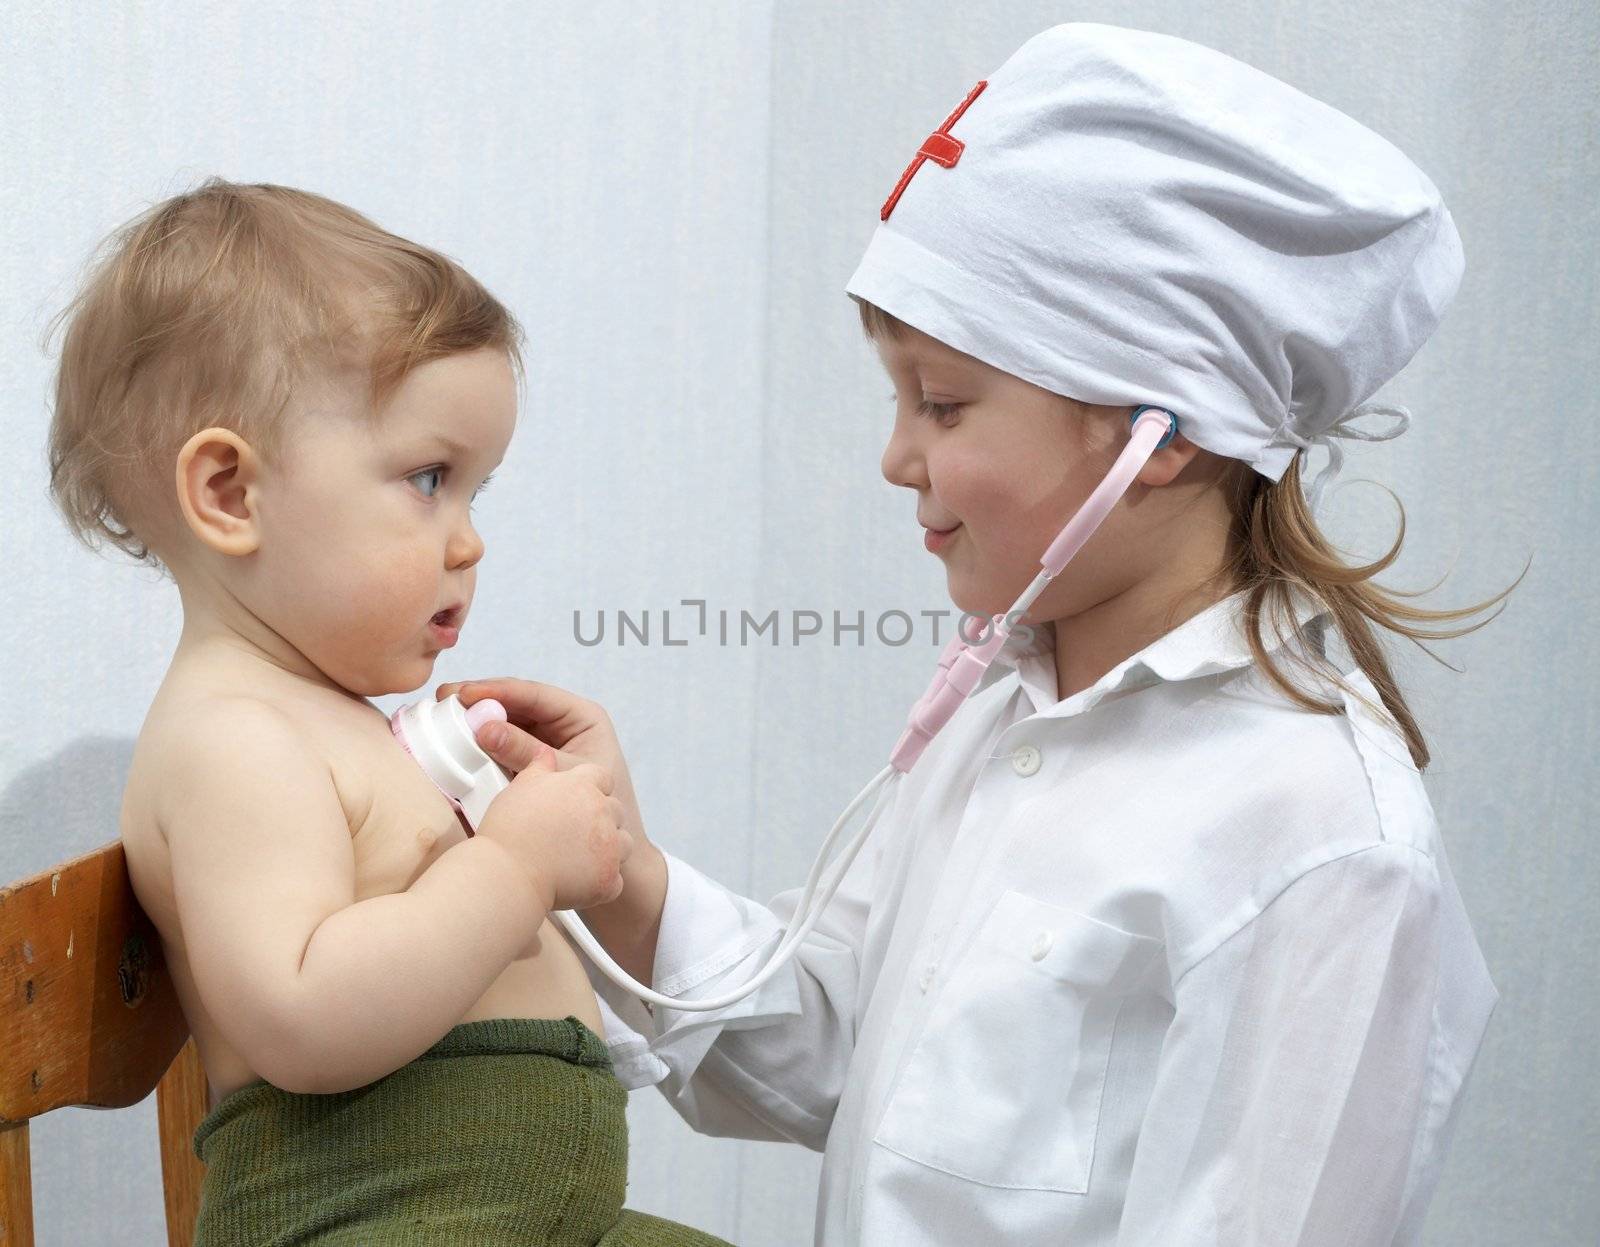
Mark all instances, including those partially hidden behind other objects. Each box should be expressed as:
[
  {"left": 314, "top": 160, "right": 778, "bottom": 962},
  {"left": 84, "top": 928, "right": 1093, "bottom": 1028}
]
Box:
[{"left": 880, "top": 422, "right": 928, "bottom": 491}]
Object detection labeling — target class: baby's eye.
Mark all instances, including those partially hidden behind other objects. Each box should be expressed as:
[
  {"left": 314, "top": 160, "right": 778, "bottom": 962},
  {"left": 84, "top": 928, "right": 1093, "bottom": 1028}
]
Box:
[
  {"left": 916, "top": 398, "right": 963, "bottom": 425},
  {"left": 470, "top": 472, "right": 495, "bottom": 511},
  {"left": 409, "top": 466, "right": 445, "bottom": 498}
]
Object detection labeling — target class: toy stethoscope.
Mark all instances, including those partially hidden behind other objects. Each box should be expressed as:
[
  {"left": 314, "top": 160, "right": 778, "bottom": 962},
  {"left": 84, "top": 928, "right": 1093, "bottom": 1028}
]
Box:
[{"left": 391, "top": 405, "right": 1178, "bottom": 1012}]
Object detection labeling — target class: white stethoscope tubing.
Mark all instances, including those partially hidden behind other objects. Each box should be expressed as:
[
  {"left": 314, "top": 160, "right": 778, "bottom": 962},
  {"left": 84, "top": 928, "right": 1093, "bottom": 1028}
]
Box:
[{"left": 555, "top": 764, "right": 898, "bottom": 1013}]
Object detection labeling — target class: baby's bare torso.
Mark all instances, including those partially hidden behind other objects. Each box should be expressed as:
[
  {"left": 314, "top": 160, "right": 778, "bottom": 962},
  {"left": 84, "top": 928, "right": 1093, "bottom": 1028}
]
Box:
[{"left": 120, "top": 657, "right": 604, "bottom": 1113}]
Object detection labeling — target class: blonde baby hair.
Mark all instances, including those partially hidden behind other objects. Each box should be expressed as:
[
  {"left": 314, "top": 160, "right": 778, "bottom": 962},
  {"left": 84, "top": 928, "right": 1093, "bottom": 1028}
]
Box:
[{"left": 43, "top": 176, "right": 526, "bottom": 574}]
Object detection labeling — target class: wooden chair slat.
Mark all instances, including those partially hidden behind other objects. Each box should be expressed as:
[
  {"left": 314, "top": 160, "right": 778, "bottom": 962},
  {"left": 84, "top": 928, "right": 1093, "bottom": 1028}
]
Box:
[
  {"left": 0, "top": 841, "right": 189, "bottom": 1118},
  {"left": 0, "top": 842, "right": 206, "bottom": 1245},
  {"left": 0, "top": 1119, "right": 36, "bottom": 1247},
  {"left": 157, "top": 1040, "right": 208, "bottom": 1246}
]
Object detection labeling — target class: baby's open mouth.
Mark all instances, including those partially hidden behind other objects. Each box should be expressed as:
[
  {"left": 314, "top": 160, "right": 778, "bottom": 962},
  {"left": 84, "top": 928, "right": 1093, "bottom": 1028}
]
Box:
[{"left": 431, "top": 607, "right": 459, "bottom": 626}]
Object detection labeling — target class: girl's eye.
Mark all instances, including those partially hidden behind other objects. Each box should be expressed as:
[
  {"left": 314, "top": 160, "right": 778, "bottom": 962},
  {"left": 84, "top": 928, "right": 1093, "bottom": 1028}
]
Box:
[
  {"left": 470, "top": 471, "right": 495, "bottom": 511},
  {"left": 916, "top": 398, "right": 963, "bottom": 425}
]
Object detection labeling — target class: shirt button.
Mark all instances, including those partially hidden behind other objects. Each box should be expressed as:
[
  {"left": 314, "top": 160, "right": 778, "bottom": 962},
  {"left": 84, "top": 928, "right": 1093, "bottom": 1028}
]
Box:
[
  {"left": 1030, "top": 930, "right": 1054, "bottom": 961},
  {"left": 918, "top": 962, "right": 936, "bottom": 991},
  {"left": 1011, "top": 743, "right": 1042, "bottom": 777}
]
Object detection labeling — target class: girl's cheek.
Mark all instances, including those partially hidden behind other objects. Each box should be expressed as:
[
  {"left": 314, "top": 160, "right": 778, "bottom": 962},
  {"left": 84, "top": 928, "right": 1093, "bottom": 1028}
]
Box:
[
  {"left": 929, "top": 449, "right": 996, "bottom": 517},
  {"left": 948, "top": 458, "right": 1033, "bottom": 536}
]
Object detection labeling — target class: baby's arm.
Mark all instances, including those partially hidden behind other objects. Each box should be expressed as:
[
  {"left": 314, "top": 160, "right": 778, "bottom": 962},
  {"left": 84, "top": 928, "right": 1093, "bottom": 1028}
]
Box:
[{"left": 160, "top": 696, "right": 546, "bottom": 1094}]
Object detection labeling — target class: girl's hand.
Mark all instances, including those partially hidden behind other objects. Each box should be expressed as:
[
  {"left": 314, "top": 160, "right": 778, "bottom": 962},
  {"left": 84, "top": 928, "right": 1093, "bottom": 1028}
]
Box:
[
  {"left": 437, "top": 677, "right": 670, "bottom": 983},
  {"left": 434, "top": 678, "right": 652, "bottom": 861}
]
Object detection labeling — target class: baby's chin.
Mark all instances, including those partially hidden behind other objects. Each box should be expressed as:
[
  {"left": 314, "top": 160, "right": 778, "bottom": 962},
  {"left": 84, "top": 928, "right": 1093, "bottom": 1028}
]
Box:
[
  {"left": 311, "top": 648, "right": 443, "bottom": 700},
  {"left": 376, "top": 655, "right": 448, "bottom": 699}
]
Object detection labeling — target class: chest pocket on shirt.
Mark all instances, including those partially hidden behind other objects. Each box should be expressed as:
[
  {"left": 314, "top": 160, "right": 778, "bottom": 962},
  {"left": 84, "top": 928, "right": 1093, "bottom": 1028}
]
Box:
[{"left": 872, "top": 890, "right": 1164, "bottom": 1194}]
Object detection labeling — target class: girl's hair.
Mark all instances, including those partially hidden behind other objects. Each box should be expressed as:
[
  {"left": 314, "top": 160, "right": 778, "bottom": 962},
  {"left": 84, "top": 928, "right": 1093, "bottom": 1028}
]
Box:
[
  {"left": 43, "top": 176, "right": 526, "bottom": 576},
  {"left": 855, "top": 298, "right": 1526, "bottom": 773}
]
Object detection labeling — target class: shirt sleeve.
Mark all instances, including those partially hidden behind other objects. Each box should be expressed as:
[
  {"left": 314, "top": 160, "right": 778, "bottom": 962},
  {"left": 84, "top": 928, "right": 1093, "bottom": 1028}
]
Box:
[
  {"left": 581, "top": 787, "right": 887, "bottom": 1151},
  {"left": 1114, "top": 841, "right": 1446, "bottom": 1246}
]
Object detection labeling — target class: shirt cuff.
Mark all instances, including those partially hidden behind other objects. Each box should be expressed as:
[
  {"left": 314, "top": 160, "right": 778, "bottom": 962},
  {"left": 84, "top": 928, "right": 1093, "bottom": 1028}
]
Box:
[{"left": 583, "top": 848, "right": 804, "bottom": 1094}]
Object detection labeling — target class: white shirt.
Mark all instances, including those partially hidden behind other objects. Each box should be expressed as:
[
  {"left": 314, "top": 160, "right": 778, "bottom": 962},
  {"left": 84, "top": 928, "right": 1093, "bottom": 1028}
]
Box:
[{"left": 585, "top": 585, "right": 1500, "bottom": 1245}]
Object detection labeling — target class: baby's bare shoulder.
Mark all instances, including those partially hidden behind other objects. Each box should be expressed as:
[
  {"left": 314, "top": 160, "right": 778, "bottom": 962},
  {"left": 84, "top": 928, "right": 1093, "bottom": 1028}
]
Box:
[
  {"left": 142, "top": 685, "right": 292, "bottom": 763},
  {"left": 162, "top": 682, "right": 392, "bottom": 844},
  {"left": 136, "top": 689, "right": 327, "bottom": 829},
  {"left": 120, "top": 689, "right": 332, "bottom": 948}
]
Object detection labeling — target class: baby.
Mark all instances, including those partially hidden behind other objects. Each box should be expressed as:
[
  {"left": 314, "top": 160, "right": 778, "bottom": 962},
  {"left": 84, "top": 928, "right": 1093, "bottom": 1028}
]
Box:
[{"left": 46, "top": 178, "right": 729, "bottom": 1246}]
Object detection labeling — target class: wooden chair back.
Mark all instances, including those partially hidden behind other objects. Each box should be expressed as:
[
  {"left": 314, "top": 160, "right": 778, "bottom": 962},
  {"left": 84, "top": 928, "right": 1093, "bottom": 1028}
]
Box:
[{"left": 0, "top": 840, "right": 207, "bottom": 1246}]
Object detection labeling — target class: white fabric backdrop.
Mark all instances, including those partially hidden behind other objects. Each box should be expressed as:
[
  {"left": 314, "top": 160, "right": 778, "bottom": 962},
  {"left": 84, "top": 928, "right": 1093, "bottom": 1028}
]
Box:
[{"left": 1, "top": 2, "right": 1591, "bottom": 1243}]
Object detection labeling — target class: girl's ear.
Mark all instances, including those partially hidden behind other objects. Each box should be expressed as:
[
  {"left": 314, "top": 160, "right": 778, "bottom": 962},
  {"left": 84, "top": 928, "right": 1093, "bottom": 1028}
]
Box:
[
  {"left": 174, "top": 427, "right": 265, "bottom": 557},
  {"left": 1136, "top": 433, "right": 1206, "bottom": 488}
]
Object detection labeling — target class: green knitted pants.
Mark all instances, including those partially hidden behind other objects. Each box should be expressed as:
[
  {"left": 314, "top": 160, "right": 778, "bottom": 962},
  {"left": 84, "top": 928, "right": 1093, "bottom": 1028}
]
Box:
[{"left": 191, "top": 1015, "right": 733, "bottom": 1246}]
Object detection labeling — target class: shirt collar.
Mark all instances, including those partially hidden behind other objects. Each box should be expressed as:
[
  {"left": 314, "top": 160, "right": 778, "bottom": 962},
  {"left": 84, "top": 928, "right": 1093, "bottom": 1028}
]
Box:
[{"left": 990, "top": 583, "right": 1334, "bottom": 719}]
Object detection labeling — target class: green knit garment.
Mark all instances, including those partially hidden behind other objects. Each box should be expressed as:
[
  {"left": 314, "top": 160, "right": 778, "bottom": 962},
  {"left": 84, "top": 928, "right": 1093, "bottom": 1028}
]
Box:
[{"left": 191, "top": 1014, "right": 733, "bottom": 1246}]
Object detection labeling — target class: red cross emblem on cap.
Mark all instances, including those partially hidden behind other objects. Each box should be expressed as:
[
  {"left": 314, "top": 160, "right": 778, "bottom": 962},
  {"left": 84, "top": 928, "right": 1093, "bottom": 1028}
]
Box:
[{"left": 880, "top": 79, "right": 989, "bottom": 221}]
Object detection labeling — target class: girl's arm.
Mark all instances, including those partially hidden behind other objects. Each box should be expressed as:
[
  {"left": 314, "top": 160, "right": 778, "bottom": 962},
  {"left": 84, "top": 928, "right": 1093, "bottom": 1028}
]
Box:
[
  {"left": 160, "top": 696, "right": 547, "bottom": 1094},
  {"left": 580, "top": 803, "right": 888, "bottom": 1152},
  {"left": 1113, "top": 841, "right": 1497, "bottom": 1245},
  {"left": 573, "top": 837, "right": 668, "bottom": 987}
]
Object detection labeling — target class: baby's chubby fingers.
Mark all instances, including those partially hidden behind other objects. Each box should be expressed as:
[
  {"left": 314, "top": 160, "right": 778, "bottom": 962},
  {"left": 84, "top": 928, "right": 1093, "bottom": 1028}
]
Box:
[{"left": 567, "top": 761, "right": 615, "bottom": 797}]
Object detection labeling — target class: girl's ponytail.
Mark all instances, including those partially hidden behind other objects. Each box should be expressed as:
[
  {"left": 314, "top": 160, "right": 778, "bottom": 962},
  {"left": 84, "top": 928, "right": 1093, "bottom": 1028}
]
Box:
[{"left": 1206, "top": 453, "right": 1528, "bottom": 772}]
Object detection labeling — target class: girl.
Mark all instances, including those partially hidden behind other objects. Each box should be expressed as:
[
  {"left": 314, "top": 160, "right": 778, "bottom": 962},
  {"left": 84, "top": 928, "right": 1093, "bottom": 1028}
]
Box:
[{"left": 446, "top": 22, "right": 1516, "bottom": 1246}]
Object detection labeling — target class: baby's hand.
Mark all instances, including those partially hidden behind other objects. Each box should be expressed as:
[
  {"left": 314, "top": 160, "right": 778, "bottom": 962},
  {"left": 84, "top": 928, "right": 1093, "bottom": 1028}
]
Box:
[
  {"left": 475, "top": 747, "right": 631, "bottom": 915},
  {"left": 441, "top": 679, "right": 669, "bottom": 982}
]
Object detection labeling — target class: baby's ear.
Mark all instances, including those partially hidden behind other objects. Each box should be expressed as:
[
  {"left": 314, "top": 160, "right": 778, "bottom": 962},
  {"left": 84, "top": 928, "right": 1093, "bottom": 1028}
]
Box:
[{"left": 174, "top": 427, "right": 264, "bottom": 557}]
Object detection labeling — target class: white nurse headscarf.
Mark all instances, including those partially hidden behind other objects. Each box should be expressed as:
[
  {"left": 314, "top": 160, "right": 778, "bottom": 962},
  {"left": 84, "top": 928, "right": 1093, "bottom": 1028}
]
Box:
[{"left": 844, "top": 22, "right": 1462, "bottom": 518}]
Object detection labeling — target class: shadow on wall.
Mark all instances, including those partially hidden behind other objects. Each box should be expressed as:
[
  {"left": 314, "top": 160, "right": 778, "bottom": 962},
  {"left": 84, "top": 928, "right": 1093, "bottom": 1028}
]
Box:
[
  {"left": 3, "top": 736, "right": 138, "bottom": 881},
  {"left": 1, "top": 731, "right": 178, "bottom": 1246}
]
